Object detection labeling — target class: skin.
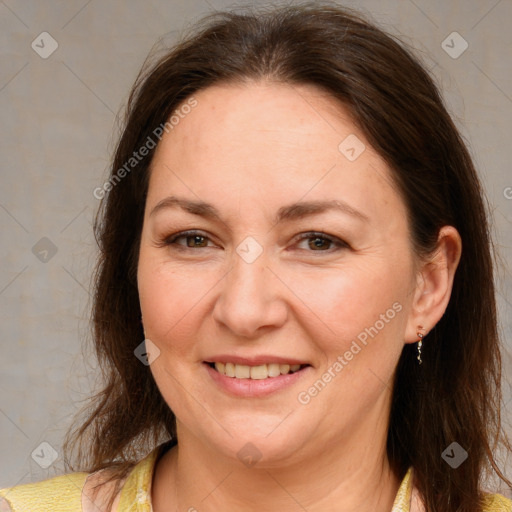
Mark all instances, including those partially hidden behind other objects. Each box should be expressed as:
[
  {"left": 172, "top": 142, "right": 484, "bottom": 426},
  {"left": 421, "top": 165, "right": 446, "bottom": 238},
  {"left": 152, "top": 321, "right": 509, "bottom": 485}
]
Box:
[{"left": 136, "top": 81, "right": 462, "bottom": 512}]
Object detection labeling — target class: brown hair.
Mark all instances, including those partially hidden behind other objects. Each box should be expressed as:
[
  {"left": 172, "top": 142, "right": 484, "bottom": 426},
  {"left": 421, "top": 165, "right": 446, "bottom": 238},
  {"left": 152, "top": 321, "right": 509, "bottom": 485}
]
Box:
[{"left": 63, "top": 2, "right": 512, "bottom": 510}]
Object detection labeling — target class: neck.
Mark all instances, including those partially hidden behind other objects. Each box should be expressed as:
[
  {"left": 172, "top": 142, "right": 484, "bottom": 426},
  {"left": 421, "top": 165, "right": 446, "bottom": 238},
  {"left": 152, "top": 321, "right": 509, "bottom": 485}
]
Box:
[{"left": 152, "top": 402, "right": 401, "bottom": 511}]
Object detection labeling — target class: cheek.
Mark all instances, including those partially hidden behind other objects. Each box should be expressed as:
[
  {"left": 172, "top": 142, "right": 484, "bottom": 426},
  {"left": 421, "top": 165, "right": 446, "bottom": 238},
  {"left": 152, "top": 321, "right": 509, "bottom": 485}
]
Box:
[
  {"left": 290, "top": 266, "right": 408, "bottom": 419},
  {"left": 286, "top": 260, "right": 407, "bottom": 354},
  {"left": 137, "top": 255, "right": 218, "bottom": 356}
]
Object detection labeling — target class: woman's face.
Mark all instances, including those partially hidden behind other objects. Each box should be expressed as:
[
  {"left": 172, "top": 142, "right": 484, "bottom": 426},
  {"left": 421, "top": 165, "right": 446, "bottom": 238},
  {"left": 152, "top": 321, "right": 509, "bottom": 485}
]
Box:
[{"left": 137, "top": 81, "right": 419, "bottom": 465}]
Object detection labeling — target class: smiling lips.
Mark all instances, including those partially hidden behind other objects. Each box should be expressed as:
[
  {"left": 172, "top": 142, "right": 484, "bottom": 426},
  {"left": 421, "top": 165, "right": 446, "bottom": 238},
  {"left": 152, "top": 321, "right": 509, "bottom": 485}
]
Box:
[
  {"left": 204, "top": 358, "right": 311, "bottom": 397},
  {"left": 211, "top": 362, "right": 306, "bottom": 380}
]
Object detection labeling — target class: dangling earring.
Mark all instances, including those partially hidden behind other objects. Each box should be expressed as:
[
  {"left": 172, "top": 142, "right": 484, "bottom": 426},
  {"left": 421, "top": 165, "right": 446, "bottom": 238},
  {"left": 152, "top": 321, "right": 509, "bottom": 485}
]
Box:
[
  {"left": 416, "top": 327, "right": 424, "bottom": 365},
  {"left": 141, "top": 315, "right": 146, "bottom": 338}
]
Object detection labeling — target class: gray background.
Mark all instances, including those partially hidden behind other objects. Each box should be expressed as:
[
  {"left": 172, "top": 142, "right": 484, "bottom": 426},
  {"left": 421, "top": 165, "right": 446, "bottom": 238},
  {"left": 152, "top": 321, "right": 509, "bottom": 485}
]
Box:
[{"left": 1, "top": 0, "right": 511, "bottom": 495}]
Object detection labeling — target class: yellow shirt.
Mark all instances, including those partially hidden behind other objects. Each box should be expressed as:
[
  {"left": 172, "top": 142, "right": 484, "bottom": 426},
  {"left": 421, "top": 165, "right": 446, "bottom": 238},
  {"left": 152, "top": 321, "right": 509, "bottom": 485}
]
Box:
[{"left": 1, "top": 442, "right": 510, "bottom": 511}]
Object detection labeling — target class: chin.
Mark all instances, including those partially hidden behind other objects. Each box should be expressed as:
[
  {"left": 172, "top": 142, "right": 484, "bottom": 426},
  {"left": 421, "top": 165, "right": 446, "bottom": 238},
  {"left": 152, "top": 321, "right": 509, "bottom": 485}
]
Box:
[{"left": 185, "top": 413, "right": 316, "bottom": 468}]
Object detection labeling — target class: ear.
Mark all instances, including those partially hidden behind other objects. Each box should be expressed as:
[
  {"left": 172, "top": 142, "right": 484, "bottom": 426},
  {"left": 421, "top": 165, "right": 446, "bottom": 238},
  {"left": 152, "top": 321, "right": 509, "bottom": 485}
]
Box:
[{"left": 404, "top": 226, "right": 462, "bottom": 343}]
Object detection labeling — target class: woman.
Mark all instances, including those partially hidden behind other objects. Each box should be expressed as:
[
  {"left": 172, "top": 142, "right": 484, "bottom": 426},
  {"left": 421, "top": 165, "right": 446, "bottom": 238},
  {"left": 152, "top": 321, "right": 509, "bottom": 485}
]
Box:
[{"left": 1, "top": 3, "right": 511, "bottom": 511}]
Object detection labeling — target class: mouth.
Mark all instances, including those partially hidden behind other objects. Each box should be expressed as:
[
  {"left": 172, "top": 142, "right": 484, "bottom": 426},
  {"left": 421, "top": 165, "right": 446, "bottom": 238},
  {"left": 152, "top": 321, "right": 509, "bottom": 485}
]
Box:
[{"left": 205, "top": 361, "right": 310, "bottom": 380}]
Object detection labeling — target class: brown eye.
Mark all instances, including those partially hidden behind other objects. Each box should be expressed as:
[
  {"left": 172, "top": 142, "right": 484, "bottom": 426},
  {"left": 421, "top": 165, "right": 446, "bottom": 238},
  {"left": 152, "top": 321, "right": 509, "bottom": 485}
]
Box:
[
  {"left": 184, "top": 235, "right": 208, "bottom": 247},
  {"left": 307, "top": 237, "right": 332, "bottom": 250},
  {"left": 163, "top": 230, "right": 215, "bottom": 250},
  {"left": 295, "top": 232, "right": 349, "bottom": 252}
]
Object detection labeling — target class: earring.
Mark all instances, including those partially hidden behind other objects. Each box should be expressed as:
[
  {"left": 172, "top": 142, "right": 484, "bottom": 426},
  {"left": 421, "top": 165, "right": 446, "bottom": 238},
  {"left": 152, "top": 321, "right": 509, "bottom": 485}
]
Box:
[{"left": 416, "top": 327, "right": 424, "bottom": 365}]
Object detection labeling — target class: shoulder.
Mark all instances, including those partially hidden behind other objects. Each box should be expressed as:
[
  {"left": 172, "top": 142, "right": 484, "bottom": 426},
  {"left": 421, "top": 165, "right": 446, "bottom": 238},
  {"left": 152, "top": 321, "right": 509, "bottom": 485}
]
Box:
[
  {"left": 0, "top": 469, "right": 129, "bottom": 512},
  {"left": 0, "top": 471, "right": 89, "bottom": 512},
  {"left": 0, "top": 441, "right": 173, "bottom": 512},
  {"left": 481, "top": 491, "right": 512, "bottom": 511},
  {"left": 406, "top": 468, "right": 511, "bottom": 512}
]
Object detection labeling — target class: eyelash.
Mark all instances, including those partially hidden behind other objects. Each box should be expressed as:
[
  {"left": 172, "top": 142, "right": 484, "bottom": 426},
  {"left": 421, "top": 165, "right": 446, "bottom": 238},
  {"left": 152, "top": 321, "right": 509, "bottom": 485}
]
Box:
[{"left": 159, "top": 230, "right": 349, "bottom": 254}]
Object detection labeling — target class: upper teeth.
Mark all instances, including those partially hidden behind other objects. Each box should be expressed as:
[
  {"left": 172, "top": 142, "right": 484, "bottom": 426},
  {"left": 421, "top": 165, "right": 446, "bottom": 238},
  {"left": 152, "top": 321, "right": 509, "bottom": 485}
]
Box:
[{"left": 214, "top": 362, "right": 302, "bottom": 379}]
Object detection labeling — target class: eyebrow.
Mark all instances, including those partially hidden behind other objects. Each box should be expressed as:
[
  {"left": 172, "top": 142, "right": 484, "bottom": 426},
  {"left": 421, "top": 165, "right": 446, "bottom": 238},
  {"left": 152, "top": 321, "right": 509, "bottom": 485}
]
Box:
[{"left": 149, "top": 196, "right": 369, "bottom": 224}]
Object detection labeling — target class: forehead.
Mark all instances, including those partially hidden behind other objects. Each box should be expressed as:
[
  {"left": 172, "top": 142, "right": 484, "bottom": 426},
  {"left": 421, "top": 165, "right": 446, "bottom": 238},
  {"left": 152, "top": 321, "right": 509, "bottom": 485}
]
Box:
[{"left": 147, "top": 81, "right": 404, "bottom": 223}]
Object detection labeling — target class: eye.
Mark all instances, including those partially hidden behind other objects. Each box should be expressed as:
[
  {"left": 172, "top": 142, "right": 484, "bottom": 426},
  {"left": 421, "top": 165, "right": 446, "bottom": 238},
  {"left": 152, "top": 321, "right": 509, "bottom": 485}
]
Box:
[
  {"left": 293, "top": 232, "right": 349, "bottom": 252},
  {"left": 162, "top": 230, "right": 216, "bottom": 250},
  {"left": 158, "top": 230, "right": 349, "bottom": 253}
]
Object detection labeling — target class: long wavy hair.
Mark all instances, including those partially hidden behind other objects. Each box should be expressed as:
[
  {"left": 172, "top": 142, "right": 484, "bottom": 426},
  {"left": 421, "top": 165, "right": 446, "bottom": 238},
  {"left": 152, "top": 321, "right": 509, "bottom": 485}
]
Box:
[{"left": 63, "top": 3, "right": 512, "bottom": 511}]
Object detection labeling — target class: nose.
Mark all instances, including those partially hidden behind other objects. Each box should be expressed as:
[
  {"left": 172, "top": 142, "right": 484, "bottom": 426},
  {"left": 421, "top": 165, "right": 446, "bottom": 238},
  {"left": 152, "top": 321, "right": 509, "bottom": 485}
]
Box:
[{"left": 211, "top": 248, "right": 288, "bottom": 339}]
